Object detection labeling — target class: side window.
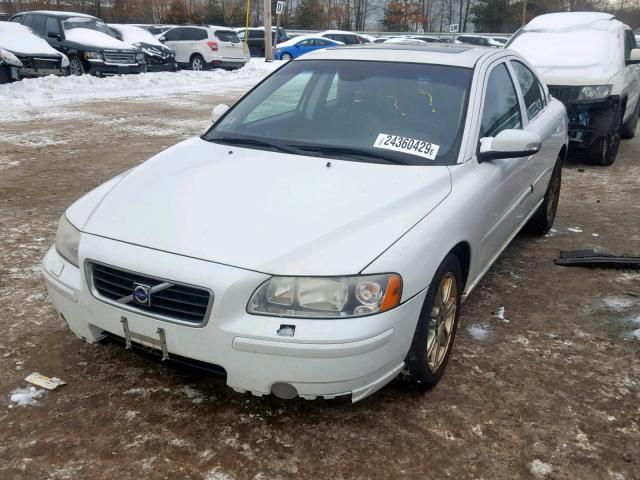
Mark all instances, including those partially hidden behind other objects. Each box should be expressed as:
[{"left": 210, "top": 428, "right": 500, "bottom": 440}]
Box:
[
  {"left": 249, "top": 30, "right": 262, "bottom": 39},
  {"left": 164, "top": 28, "right": 181, "bottom": 41},
  {"left": 193, "top": 28, "right": 208, "bottom": 41},
  {"left": 10, "top": 15, "right": 24, "bottom": 23},
  {"left": 298, "top": 39, "right": 313, "bottom": 47},
  {"left": 22, "top": 14, "right": 34, "bottom": 28},
  {"left": 480, "top": 63, "right": 522, "bottom": 138},
  {"left": 511, "top": 60, "right": 544, "bottom": 120},
  {"left": 624, "top": 30, "right": 635, "bottom": 60},
  {"left": 32, "top": 15, "right": 46, "bottom": 35},
  {"left": 45, "top": 17, "right": 61, "bottom": 37},
  {"left": 315, "top": 39, "right": 330, "bottom": 46}
]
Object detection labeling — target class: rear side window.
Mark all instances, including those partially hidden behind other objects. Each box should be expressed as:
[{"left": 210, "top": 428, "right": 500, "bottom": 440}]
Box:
[
  {"left": 185, "top": 28, "right": 207, "bottom": 41},
  {"left": 249, "top": 30, "right": 262, "bottom": 39},
  {"left": 624, "top": 30, "right": 636, "bottom": 60},
  {"left": 215, "top": 30, "right": 240, "bottom": 43},
  {"left": 481, "top": 63, "right": 522, "bottom": 138},
  {"left": 22, "top": 15, "right": 34, "bottom": 28},
  {"left": 511, "top": 60, "right": 544, "bottom": 120},
  {"left": 45, "top": 17, "right": 61, "bottom": 37}
]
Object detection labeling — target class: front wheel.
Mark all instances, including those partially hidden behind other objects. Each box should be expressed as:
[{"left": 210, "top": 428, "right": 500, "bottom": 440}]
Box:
[
  {"left": 588, "top": 131, "right": 620, "bottom": 166},
  {"left": 400, "top": 254, "right": 461, "bottom": 390},
  {"left": 69, "top": 55, "right": 85, "bottom": 76},
  {"left": 524, "top": 157, "right": 562, "bottom": 235}
]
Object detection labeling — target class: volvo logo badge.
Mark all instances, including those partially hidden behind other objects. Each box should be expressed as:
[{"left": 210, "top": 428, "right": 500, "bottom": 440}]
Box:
[{"left": 132, "top": 283, "right": 151, "bottom": 306}]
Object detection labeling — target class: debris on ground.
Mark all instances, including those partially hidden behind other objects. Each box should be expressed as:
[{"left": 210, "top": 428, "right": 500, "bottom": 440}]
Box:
[
  {"left": 529, "top": 459, "right": 553, "bottom": 478},
  {"left": 467, "top": 324, "right": 490, "bottom": 340},
  {"left": 567, "top": 227, "right": 583, "bottom": 233},
  {"left": 25, "top": 372, "right": 66, "bottom": 390},
  {"left": 555, "top": 250, "right": 640, "bottom": 269},
  {"left": 492, "top": 306, "right": 509, "bottom": 322},
  {"left": 9, "top": 386, "right": 44, "bottom": 407}
]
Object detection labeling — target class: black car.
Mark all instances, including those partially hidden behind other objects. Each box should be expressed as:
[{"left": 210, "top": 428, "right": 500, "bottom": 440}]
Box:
[
  {"left": 9, "top": 10, "right": 146, "bottom": 76},
  {"left": 109, "top": 24, "right": 177, "bottom": 72},
  {"left": 318, "top": 31, "right": 371, "bottom": 45},
  {"left": 237, "top": 27, "right": 287, "bottom": 56}
]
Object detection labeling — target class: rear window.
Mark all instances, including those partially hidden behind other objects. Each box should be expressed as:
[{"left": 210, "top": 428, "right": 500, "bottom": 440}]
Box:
[{"left": 215, "top": 30, "right": 240, "bottom": 43}]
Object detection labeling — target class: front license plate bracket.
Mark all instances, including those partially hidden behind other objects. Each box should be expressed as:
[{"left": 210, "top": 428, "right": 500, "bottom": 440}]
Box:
[{"left": 120, "top": 316, "right": 169, "bottom": 361}]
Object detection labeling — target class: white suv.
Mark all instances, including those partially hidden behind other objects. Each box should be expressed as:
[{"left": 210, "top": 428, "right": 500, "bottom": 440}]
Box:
[
  {"left": 508, "top": 12, "right": 640, "bottom": 165},
  {"left": 159, "top": 25, "right": 249, "bottom": 71}
]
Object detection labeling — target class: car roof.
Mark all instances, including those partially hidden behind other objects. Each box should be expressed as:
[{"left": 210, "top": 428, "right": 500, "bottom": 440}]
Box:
[
  {"left": 16, "top": 10, "right": 97, "bottom": 19},
  {"left": 523, "top": 12, "right": 618, "bottom": 32},
  {"left": 297, "top": 43, "right": 494, "bottom": 68},
  {"left": 318, "top": 30, "right": 358, "bottom": 35}
]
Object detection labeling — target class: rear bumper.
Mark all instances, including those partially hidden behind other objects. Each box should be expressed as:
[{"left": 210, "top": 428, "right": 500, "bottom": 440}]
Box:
[
  {"left": 206, "top": 59, "right": 247, "bottom": 69},
  {"left": 41, "top": 237, "right": 424, "bottom": 402}
]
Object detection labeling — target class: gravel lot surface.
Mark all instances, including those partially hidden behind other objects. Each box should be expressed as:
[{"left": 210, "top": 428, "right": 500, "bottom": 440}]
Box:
[{"left": 0, "top": 88, "right": 639, "bottom": 480}]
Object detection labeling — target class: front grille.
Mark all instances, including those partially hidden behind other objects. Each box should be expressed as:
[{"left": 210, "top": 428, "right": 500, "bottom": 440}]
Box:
[
  {"left": 89, "top": 262, "right": 212, "bottom": 325},
  {"left": 548, "top": 86, "right": 580, "bottom": 106},
  {"left": 32, "top": 57, "right": 60, "bottom": 70},
  {"left": 103, "top": 52, "right": 137, "bottom": 64}
]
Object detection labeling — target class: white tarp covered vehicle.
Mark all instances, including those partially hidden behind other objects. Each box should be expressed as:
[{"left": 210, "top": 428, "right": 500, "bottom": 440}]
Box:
[{"left": 508, "top": 12, "right": 640, "bottom": 165}]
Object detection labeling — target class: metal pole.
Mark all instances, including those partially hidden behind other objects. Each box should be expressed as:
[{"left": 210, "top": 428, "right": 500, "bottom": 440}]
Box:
[
  {"left": 522, "top": 0, "right": 528, "bottom": 26},
  {"left": 263, "top": 0, "right": 274, "bottom": 61},
  {"left": 273, "top": 12, "right": 282, "bottom": 58}
]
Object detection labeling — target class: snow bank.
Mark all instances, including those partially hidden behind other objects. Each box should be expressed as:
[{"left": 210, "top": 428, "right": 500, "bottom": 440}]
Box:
[
  {"left": 65, "top": 28, "right": 136, "bottom": 50},
  {"left": 0, "top": 21, "right": 61, "bottom": 56},
  {"left": 0, "top": 60, "right": 282, "bottom": 121},
  {"left": 9, "top": 386, "right": 44, "bottom": 407}
]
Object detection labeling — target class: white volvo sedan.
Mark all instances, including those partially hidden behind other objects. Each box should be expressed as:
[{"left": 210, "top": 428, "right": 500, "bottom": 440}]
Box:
[{"left": 43, "top": 44, "right": 568, "bottom": 402}]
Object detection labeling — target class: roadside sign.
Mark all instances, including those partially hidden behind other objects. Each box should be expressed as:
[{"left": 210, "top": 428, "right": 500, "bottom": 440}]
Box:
[
  {"left": 449, "top": 23, "right": 459, "bottom": 33},
  {"left": 276, "top": 1, "right": 285, "bottom": 15},
  {"left": 417, "top": 27, "right": 424, "bottom": 34}
]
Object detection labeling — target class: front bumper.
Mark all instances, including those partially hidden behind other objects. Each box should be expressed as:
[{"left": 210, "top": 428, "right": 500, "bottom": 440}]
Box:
[
  {"left": 550, "top": 88, "right": 621, "bottom": 148},
  {"left": 145, "top": 56, "right": 178, "bottom": 72},
  {"left": 86, "top": 59, "right": 146, "bottom": 76},
  {"left": 41, "top": 236, "right": 424, "bottom": 402},
  {"left": 20, "top": 66, "right": 69, "bottom": 78}
]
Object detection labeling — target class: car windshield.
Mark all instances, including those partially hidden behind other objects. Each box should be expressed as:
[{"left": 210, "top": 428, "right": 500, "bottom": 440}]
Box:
[
  {"left": 204, "top": 59, "right": 472, "bottom": 166},
  {"left": 62, "top": 17, "right": 111, "bottom": 35}
]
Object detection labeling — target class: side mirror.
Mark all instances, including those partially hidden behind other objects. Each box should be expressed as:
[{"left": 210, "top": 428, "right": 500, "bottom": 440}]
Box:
[
  {"left": 158, "top": 36, "right": 166, "bottom": 43},
  {"left": 477, "top": 129, "right": 542, "bottom": 162},
  {"left": 626, "top": 48, "right": 640, "bottom": 65},
  {"left": 212, "top": 103, "right": 230, "bottom": 123},
  {"left": 47, "top": 32, "right": 62, "bottom": 40}
]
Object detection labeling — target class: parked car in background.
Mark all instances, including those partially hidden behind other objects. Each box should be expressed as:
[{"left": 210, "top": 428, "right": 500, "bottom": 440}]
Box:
[
  {"left": 109, "top": 24, "right": 177, "bottom": 72},
  {"left": 508, "top": 12, "right": 640, "bottom": 165},
  {"left": 317, "top": 30, "right": 370, "bottom": 44},
  {"left": 43, "top": 44, "right": 567, "bottom": 404},
  {"left": 9, "top": 11, "right": 145, "bottom": 76},
  {"left": 0, "top": 47, "right": 22, "bottom": 83},
  {"left": 491, "top": 36, "right": 509, "bottom": 45},
  {"left": 455, "top": 35, "right": 503, "bottom": 47},
  {"left": 275, "top": 36, "right": 342, "bottom": 60},
  {"left": 159, "top": 25, "right": 249, "bottom": 70},
  {"left": 383, "top": 37, "right": 431, "bottom": 46},
  {"left": 132, "top": 24, "right": 172, "bottom": 36},
  {"left": 236, "top": 27, "right": 287, "bottom": 56},
  {"left": 409, "top": 35, "right": 444, "bottom": 43},
  {"left": 0, "top": 21, "right": 69, "bottom": 79}
]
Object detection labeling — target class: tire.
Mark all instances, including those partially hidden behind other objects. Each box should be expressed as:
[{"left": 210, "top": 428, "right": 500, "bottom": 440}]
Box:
[
  {"left": 620, "top": 101, "right": 639, "bottom": 139},
  {"left": 281, "top": 52, "right": 293, "bottom": 61},
  {"left": 190, "top": 54, "right": 205, "bottom": 71},
  {"left": 588, "top": 132, "right": 619, "bottom": 166},
  {"left": 69, "top": 55, "right": 85, "bottom": 76},
  {"left": 524, "top": 157, "right": 562, "bottom": 235},
  {"left": 400, "top": 254, "right": 462, "bottom": 390}
]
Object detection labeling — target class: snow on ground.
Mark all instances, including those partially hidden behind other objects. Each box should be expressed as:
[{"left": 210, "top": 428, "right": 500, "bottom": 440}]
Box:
[
  {"left": 0, "top": 60, "right": 282, "bottom": 121},
  {"left": 467, "top": 324, "right": 490, "bottom": 340},
  {"left": 9, "top": 386, "right": 44, "bottom": 407},
  {"left": 529, "top": 459, "right": 553, "bottom": 478}
]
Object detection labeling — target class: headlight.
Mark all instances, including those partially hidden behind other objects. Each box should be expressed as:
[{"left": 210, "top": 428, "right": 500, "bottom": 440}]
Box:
[
  {"left": 61, "top": 55, "right": 70, "bottom": 67},
  {"left": 84, "top": 51, "right": 102, "bottom": 60},
  {"left": 248, "top": 274, "right": 402, "bottom": 318},
  {"left": 577, "top": 85, "right": 611, "bottom": 103},
  {"left": 0, "top": 48, "right": 23, "bottom": 67},
  {"left": 136, "top": 53, "right": 145, "bottom": 63},
  {"left": 55, "top": 214, "right": 80, "bottom": 267}
]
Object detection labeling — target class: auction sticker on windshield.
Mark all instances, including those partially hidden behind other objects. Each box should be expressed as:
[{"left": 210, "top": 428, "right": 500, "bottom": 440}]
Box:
[{"left": 373, "top": 133, "right": 440, "bottom": 160}]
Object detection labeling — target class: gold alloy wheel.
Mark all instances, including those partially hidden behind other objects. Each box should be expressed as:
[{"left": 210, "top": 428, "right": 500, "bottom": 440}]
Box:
[
  {"left": 426, "top": 272, "right": 457, "bottom": 372},
  {"left": 546, "top": 167, "right": 560, "bottom": 223}
]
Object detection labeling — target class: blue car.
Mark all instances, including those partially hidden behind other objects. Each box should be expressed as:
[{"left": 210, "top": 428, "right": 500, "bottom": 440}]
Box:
[{"left": 275, "top": 36, "right": 342, "bottom": 61}]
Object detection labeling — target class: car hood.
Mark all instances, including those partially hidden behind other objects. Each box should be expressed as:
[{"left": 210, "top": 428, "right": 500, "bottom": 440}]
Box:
[
  {"left": 64, "top": 28, "right": 135, "bottom": 50},
  {"left": 76, "top": 138, "right": 452, "bottom": 275}
]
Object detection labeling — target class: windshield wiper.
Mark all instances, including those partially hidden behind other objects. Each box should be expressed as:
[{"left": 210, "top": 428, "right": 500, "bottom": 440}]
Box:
[
  {"left": 289, "top": 144, "right": 407, "bottom": 165},
  {"left": 211, "top": 136, "right": 304, "bottom": 156}
]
